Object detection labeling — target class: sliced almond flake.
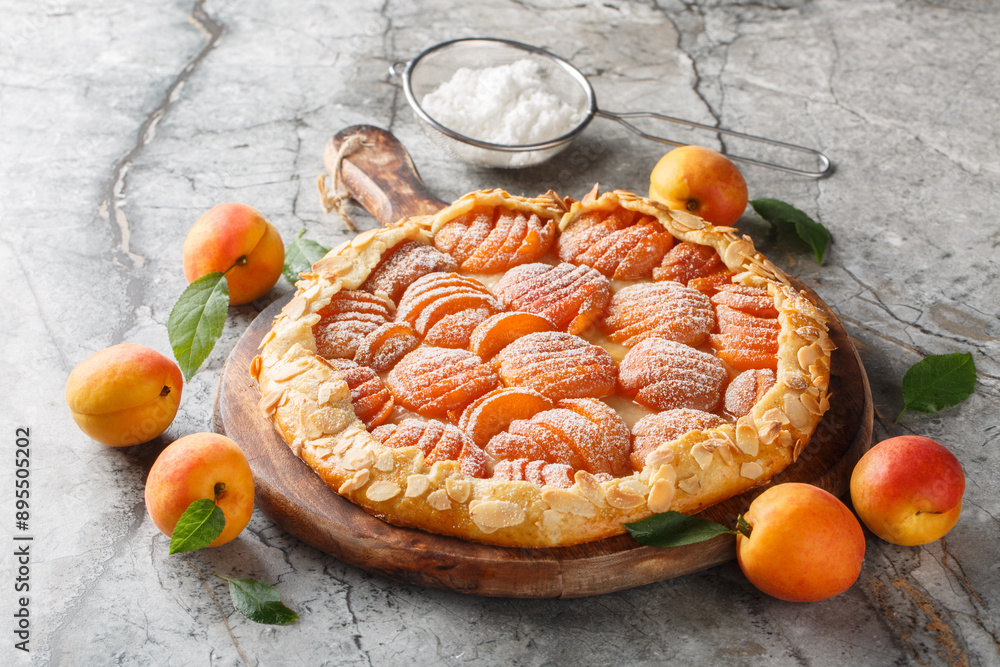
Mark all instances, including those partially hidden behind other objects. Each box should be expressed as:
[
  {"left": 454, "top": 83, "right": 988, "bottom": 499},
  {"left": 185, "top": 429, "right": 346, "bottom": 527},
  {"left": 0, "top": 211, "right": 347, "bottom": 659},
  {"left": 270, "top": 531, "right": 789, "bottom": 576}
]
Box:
[
  {"left": 317, "top": 384, "right": 333, "bottom": 406},
  {"left": 644, "top": 447, "right": 676, "bottom": 469},
  {"left": 366, "top": 480, "right": 401, "bottom": 502},
  {"left": 669, "top": 209, "right": 707, "bottom": 231},
  {"left": 606, "top": 485, "right": 645, "bottom": 509},
  {"left": 445, "top": 477, "right": 472, "bottom": 504},
  {"left": 250, "top": 355, "right": 263, "bottom": 379},
  {"left": 649, "top": 463, "right": 677, "bottom": 487},
  {"left": 338, "top": 469, "right": 370, "bottom": 495},
  {"left": 784, "top": 373, "right": 809, "bottom": 391},
  {"left": 574, "top": 470, "right": 607, "bottom": 508},
  {"left": 541, "top": 509, "right": 563, "bottom": 530},
  {"left": 332, "top": 240, "right": 351, "bottom": 254},
  {"left": 258, "top": 390, "right": 283, "bottom": 417},
  {"left": 427, "top": 489, "right": 452, "bottom": 511},
  {"left": 309, "top": 407, "right": 350, "bottom": 436},
  {"left": 620, "top": 478, "right": 648, "bottom": 497},
  {"left": 690, "top": 443, "right": 715, "bottom": 470},
  {"left": 776, "top": 430, "right": 794, "bottom": 448},
  {"left": 716, "top": 443, "right": 735, "bottom": 466},
  {"left": 677, "top": 475, "right": 701, "bottom": 496},
  {"left": 405, "top": 474, "right": 430, "bottom": 497},
  {"left": 313, "top": 255, "right": 350, "bottom": 278},
  {"left": 541, "top": 488, "right": 597, "bottom": 518},
  {"left": 344, "top": 445, "right": 375, "bottom": 471},
  {"left": 724, "top": 240, "right": 751, "bottom": 267},
  {"left": 819, "top": 393, "right": 831, "bottom": 413},
  {"left": 793, "top": 438, "right": 808, "bottom": 461},
  {"left": 259, "top": 329, "right": 277, "bottom": 350},
  {"left": 740, "top": 462, "right": 764, "bottom": 480},
  {"left": 735, "top": 422, "right": 760, "bottom": 457},
  {"left": 333, "top": 438, "right": 353, "bottom": 455},
  {"left": 758, "top": 421, "right": 782, "bottom": 445},
  {"left": 282, "top": 296, "right": 308, "bottom": 320},
  {"left": 811, "top": 368, "right": 830, "bottom": 392},
  {"left": 351, "top": 228, "right": 380, "bottom": 248},
  {"left": 270, "top": 359, "right": 312, "bottom": 383},
  {"left": 470, "top": 500, "right": 525, "bottom": 530},
  {"left": 783, "top": 394, "right": 813, "bottom": 430},
  {"left": 290, "top": 437, "right": 304, "bottom": 458},
  {"left": 647, "top": 479, "right": 676, "bottom": 514},
  {"left": 302, "top": 407, "right": 324, "bottom": 440},
  {"left": 797, "top": 342, "right": 823, "bottom": 370},
  {"left": 302, "top": 283, "right": 322, "bottom": 301},
  {"left": 713, "top": 226, "right": 738, "bottom": 234},
  {"left": 762, "top": 408, "right": 790, "bottom": 425},
  {"left": 818, "top": 336, "right": 837, "bottom": 353},
  {"left": 375, "top": 450, "right": 395, "bottom": 472}
]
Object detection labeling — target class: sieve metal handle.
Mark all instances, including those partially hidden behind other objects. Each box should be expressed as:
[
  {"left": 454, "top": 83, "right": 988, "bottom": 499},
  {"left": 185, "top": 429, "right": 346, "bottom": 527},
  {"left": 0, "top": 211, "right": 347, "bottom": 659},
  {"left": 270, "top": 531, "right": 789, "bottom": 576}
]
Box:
[{"left": 595, "top": 109, "right": 833, "bottom": 179}]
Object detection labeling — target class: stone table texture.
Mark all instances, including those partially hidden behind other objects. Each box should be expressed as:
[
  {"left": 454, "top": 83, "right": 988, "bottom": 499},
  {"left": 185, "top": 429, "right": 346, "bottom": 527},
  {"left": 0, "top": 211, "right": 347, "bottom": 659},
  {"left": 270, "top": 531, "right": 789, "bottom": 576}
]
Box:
[{"left": 2, "top": 0, "right": 998, "bottom": 665}]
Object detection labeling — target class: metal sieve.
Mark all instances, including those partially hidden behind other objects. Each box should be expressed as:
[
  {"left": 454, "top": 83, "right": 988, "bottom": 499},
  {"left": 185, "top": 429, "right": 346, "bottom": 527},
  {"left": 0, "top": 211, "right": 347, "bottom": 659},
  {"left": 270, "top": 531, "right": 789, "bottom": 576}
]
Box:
[{"left": 391, "top": 37, "right": 832, "bottom": 176}]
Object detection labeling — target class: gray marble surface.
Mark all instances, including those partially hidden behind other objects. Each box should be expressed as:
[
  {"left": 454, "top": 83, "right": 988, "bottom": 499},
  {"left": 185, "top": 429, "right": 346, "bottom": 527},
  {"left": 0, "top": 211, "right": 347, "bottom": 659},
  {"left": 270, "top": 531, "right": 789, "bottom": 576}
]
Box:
[{"left": 2, "top": 0, "right": 998, "bottom": 664}]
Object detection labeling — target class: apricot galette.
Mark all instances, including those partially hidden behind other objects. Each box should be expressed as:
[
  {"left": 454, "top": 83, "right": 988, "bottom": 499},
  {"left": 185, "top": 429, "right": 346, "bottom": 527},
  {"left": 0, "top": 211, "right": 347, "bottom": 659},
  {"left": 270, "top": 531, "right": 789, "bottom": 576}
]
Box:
[{"left": 250, "top": 187, "right": 835, "bottom": 548}]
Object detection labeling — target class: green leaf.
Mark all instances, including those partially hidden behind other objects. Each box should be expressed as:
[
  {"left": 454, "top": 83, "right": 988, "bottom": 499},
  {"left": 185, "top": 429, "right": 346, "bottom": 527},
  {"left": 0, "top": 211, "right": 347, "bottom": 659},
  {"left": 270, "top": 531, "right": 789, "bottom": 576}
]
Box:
[
  {"left": 282, "top": 228, "right": 330, "bottom": 284},
  {"left": 168, "top": 272, "right": 230, "bottom": 381},
  {"left": 169, "top": 499, "right": 225, "bottom": 555},
  {"left": 215, "top": 575, "right": 299, "bottom": 625},
  {"left": 898, "top": 352, "right": 977, "bottom": 420},
  {"left": 750, "top": 198, "right": 830, "bottom": 264},
  {"left": 624, "top": 511, "right": 735, "bottom": 548}
]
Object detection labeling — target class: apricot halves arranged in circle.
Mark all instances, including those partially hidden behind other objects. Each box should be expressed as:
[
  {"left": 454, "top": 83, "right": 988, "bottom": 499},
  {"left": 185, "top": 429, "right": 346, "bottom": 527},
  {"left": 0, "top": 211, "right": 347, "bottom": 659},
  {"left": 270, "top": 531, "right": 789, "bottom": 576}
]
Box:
[
  {"left": 492, "top": 262, "right": 610, "bottom": 335},
  {"left": 618, "top": 338, "right": 726, "bottom": 412},
  {"left": 494, "top": 331, "right": 617, "bottom": 401},
  {"left": 386, "top": 346, "right": 498, "bottom": 417}
]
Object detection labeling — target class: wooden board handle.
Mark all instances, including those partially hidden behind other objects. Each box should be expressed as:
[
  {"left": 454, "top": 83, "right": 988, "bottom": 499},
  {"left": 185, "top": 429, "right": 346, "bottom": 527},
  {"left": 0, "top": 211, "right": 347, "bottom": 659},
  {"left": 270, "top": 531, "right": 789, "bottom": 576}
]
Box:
[{"left": 325, "top": 125, "right": 448, "bottom": 226}]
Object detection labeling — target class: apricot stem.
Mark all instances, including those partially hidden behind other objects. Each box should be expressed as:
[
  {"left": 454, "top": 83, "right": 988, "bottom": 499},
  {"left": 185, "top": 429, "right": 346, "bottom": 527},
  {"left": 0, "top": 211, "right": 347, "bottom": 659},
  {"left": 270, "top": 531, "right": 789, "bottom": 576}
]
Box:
[
  {"left": 214, "top": 482, "right": 226, "bottom": 501},
  {"left": 223, "top": 255, "right": 249, "bottom": 276},
  {"left": 159, "top": 385, "right": 171, "bottom": 397},
  {"left": 735, "top": 514, "right": 752, "bottom": 539}
]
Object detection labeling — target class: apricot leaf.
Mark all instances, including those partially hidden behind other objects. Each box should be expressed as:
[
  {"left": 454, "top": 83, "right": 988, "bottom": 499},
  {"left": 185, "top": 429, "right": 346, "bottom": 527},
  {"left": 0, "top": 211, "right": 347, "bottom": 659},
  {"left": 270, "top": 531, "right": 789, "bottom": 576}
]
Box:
[
  {"left": 898, "top": 352, "right": 976, "bottom": 420},
  {"left": 283, "top": 229, "right": 330, "bottom": 284},
  {"left": 168, "top": 272, "right": 229, "bottom": 381},
  {"left": 169, "top": 499, "right": 225, "bottom": 554},
  {"left": 750, "top": 198, "right": 830, "bottom": 264},
  {"left": 625, "top": 511, "right": 735, "bottom": 547},
  {"left": 214, "top": 575, "right": 299, "bottom": 625}
]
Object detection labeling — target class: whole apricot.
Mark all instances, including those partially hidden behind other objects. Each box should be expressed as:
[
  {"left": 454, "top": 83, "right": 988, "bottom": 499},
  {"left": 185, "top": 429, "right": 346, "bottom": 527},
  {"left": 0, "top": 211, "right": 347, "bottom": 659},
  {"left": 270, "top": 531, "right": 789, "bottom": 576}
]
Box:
[
  {"left": 65, "top": 343, "right": 183, "bottom": 447},
  {"left": 851, "top": 436, "right": 964, "bottom": 546},
  {"left": 736, "top": 483, "right": 865, "bottom": 602},
  {"left": 144, "top": 433, "right": 254, "bottom": 548},
  {"left": 182, "top": 202, "right": 284, "bottom": 305},
  {"left": 649, "top": 145, "right": 749, "bottom": 226}
]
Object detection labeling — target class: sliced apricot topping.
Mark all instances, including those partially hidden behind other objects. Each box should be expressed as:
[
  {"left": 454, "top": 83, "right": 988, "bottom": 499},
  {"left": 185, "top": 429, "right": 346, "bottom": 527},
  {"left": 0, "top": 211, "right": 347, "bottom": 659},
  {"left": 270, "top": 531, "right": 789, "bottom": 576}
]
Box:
[
  {"left": 630, "top": 408, "right": 726, "bottom": 470},
  {"left": 711, "top": 302, "right": 780, "bottom": 371},
  {"left": 492, "top": 262, "right": 610, "bottom": 335},
  {"left": 468, "top": 311, "right": 554, "bottom": 360},
  {"left": 361, "top": 240, "right": 457, "bottom": 302},
  {"left": 492, "top": 458, "right": 574, "bottom": 489},
  {"left": 495, "top": 331, "right": 617, "bottom": 401},
  {"left": 618, "top": 338, "right": 727, "bottom": 412},
  {"left": 370, "top": 418, "right": 488, "bottom": 477},
  {"left": 386, "top": 347, "right": 498, "bottom": 417},
  {"left": 711, "top": 284, "right": 779, "bottom": 318},
  {"left": 724, "top": 368, "right": 776, "bottom": 417},
  {"left": 317, "top": 357, "right": 394, "bottom": 428},
  {"left": 313, "top": 290, "right": 393, "bottom": 360},
  {"left": 434, "top": 205, "right": 556, "bottom": 273},
  {"left": 687, "top": 270, "right": 736, "bottom": 295},
  {"left": 353, "top": 321, "right": 421, "bottom": 372},
  {"left": 653, "top": 241, "right": 726, "bottom": 284},
  {"left": 458, "top": 387, "right": 553, "bottom": 447},
  {"left": 600, "top": 281, "right": 715, "bottom": 348},
  {"left": 558, "top": 207, "right": 675, "bottom": 280},
  {"left": 395, "top": 272, "right": 502, "bottom": 348}
]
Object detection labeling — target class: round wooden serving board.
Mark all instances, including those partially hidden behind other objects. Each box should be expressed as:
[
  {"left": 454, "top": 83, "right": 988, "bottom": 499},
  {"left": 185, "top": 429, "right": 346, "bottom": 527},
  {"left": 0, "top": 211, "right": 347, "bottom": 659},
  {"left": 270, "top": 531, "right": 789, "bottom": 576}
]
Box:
[{"left": 213, "top": 125, "right": 873, "bottom": 598}]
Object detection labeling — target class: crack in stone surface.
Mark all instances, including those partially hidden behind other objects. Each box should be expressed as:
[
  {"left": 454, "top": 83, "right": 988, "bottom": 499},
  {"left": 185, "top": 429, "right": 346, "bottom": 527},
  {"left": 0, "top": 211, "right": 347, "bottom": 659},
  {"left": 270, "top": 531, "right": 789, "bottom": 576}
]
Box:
[{"left": 98, "top": 0, "right": 224, "bottom": 342}]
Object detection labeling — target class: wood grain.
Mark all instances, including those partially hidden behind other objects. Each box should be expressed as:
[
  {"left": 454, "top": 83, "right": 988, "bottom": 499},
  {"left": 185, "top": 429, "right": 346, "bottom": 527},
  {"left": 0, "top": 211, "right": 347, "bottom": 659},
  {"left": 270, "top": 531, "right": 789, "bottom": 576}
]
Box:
[{"left": 213, "top": 125, "right": 872, "bottom": 598}]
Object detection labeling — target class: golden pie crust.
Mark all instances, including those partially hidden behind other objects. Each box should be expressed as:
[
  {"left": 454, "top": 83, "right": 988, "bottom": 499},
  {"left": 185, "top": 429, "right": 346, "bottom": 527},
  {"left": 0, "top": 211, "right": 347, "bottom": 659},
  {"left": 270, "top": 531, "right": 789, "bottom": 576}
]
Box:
[{"left": 250, "top": 187, "right": 834, "bottom": 548}]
